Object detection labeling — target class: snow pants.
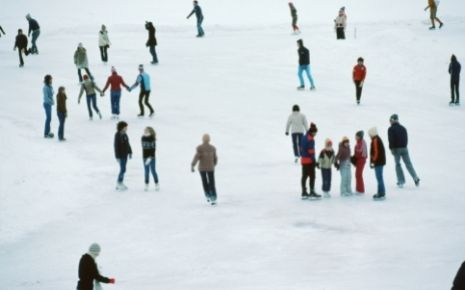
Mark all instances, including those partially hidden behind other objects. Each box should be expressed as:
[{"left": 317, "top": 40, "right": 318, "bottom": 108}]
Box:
[
  {"left": 355, "top": 160, "right": 366, "bottom": 193},
  {"left": 301, "top": 163, "right": 316, "bottom": 193},
  {"left": 200, "top": 171, "right": 216, "bottom": 201}
]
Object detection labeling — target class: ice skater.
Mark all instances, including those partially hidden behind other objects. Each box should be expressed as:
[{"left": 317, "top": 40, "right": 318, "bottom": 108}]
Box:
[
  {"left": 353, "top": 57, "right": 366, "bottom": 105},
  {"left": 449, "top": 54, "right": 461, "bottom": 105},
  {"left": 191, "top": 134, "right": 218, "bottom": 205},
  {"left": 114, "top": 121, "right": 132, "bottom": 191},
  {"left": 141, "top": 126, "right": 160, "bottom": 191},
  {"left": 56, "top": 86, "right": 67, "bottom": 141},
  {"left": 187, "top": 0, "right": 204, "bottom": 37},
  {"left": 98, "top": 25, "right": 111, "bottom": 63},
  {"left": 76, "top": 243, "right": 115, "bottom": 290},
  {"left": 288, "top": 2, "right": 300, "bottom": 34},
  {"left": 102, "top": 66, "right": 130, "bottom": 119},
  {"left": 317, "top": 138, "right": 336, "bottom": 197},
  {"left": 78, "top": 75, "right": 104, "bottom": 120},
  {"left": 13, "top": 29, "right": 28, "bottom": 67},
  {"left": 368, "top": 127, "right": 386, "bottom": 200},
  {"left": 424, "top": 0, "right": 443, "bottom": 30},
  {"left": 43, "top": 74, "right": 55, "bottom": 138},
  {"left": 145, "top": 21, "right": 158, "bottom": 64},
  {"left": 334, "top": 7, "right": 347, "bottom": 39},
  {"left": 300, "top": 123, "right": 321, "bottom": 199},
  {"left": 296, "top": 39, "right": 315, "bottom": 90},
  {"left": 353, "top": 130, "right": 367, "bottom": 194},
  {"left": 130, "top": 64, "right": 155, "bottom": 117},
  {"left": 336, "top": 136, "right": 352, "bottom": 196},
  {"left": 285, "top": 104, "right": 308, "bottom": 163},
  {"left": 25, "top": 13, "right": 40, "bottom": 54},
  {"left": 74, "top": 43, "right": 94, "bottom": 83}
]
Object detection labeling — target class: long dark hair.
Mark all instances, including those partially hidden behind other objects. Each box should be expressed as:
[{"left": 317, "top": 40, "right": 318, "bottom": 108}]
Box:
[{"left": 44, "top": 75, "right": 52, "bottom": 86}]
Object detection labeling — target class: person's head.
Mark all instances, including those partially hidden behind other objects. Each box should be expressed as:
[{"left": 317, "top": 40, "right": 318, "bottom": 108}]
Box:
[
  {"left": 78, "top": 42, "right": 84, "bottom": 49},
  {"left": 288, "top": 2, "right": 294, "bottom": 7},
  {"left": 309, "top": 122, "right": 318, "bottom": 136},
  {"left": 111, "top": 66, "right": 117, "bottom": 74},
  {"left": 138, "top": 64, "right": 144, "bottom": 72},
  {"left": 83, "top": 74, "right": 89, "bottom": 81},
  {"left": 117, "top": 121, "right": 128, "bottom": 132},
  {"left": 389, "top": 113, "right": 399, "bottom": 124},
  {"left": 451, "top": 54, "right": 457, "bottom": 62},
  {"left": 292, "top": 104, "right": 300, "bottom": 112},
  {"left": 342, "top": 136, "right": 350, "bottom": 146},
  {"left": 145, "top": 21, "right": 153, "bottom": 29},
  {"left": 58, "top": 86, "right": 66, "bottom": 94},
  {"left": 144, "top": 127, "right": 156, "bottom": 139},
  {"left": 357, "top": 57, "right": 364, "bottom": 65},
  {"left": 101, "top": 24, "right": 106, "bottom": 31},
  {"left": 44, "top": 74, "right": 52, "bottom": 85},
  {"left": 202, "top": 134, "right": 210, "bottom": 144},
  {"left": 355, "top": 130, "right": 364, "bottom": 140},
  {"left": 17, "top": 29, "right": 23, "bottom": 35},
  {"left": 325, "top": 138, "right": 333, "bottom": 149},
  {"left": 339, "top": 6, "right": 345, "bottom": 14},
  {"left": 88, "top": 243, "right": 101, "bottom": 258},
  {"left": 25, "top": 14, "right": 31, "bottom": 20},
  {"left": 297, "top": 39, "right": 304, "bottom": 48},
  {"left": 368, "top": 127, "right": 378, "bottom": 138},
  {"left": 193, "top": 0, "right": 198, "bottom": 6}
]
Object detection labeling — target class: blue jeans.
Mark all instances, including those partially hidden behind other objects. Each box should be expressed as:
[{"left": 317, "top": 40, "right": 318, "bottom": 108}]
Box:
[
  {"left": 321, "top": 168, "right": 332, "bottom": 192},
  {"left": 291, "top": 133, "right": 303, "bottom": 157},
  {"left": 197, "top": 17, "right": 205, "bottom": 36},
  {"left": 374, "top": 166, "right": 385, "bottom": 195},
  {"left": 31, "top": 29, "right": 40, "bottom": 53},
  {"left": 144, "top": 158, "right": 159, "bottom": 184},
  {"left": 118, "top": 158, "right": 128, "bottom": 183},
  {"left": 149, "top": 45, "right": 158, "bottom": 63},
  {"left": 298, "top": 65, "right": 315, "bottom": 88},
  {"left": 43, "top": 103, "right": 52, "bottom": 136},
  {"left": 110, "top": 91, "right": 121, "bottom": 115},
  {"left": 57, "top": 112, "right": 66, "bottom": 139},
  {"left": 200, "top": 171, "right": 216, "bottom": 201},
  {"left": 392, "top": 148, "right": 418, "bottom": 184},
  {"left": 86, "top": 94, "right": 100, "bottom": 118}
]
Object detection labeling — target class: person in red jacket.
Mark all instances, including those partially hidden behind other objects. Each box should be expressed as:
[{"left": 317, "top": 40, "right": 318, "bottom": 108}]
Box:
[
  {"left": 353, "top": 130, "right": 368, "bottom": 194},
  {"left": 102, "top": 66, "right": 130, "bottom": 119},
  {"left": 300, "top": 123, "right": 321, "bottom": 199},
  {"left": 352, "top": 57, "right": 366, "bottom": 105}
]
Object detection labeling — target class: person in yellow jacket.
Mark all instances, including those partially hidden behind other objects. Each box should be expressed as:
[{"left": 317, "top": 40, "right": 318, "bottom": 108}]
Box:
[{"left": 424, "top": 0, "right": 443, "bottom": 30}]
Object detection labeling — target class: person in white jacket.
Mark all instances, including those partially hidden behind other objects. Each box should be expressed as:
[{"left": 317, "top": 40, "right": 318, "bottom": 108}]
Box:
[
  {"left": 285, "top": 104, "right": 308, "bottom": 163},
  {"left": 98, "top": 25, "right": 111, "bottom": 63},
  {"left": 334, "top": 7, "right": 347, "bottom": 39}
]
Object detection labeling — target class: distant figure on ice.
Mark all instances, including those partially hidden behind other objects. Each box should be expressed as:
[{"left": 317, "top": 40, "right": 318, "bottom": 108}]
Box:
[
  {"left": 352, "top": 57, "right": 366, "bottom": 105},
  {"left": 191, "top": 134, "right": 218, "bottom": 205},
  {"left": 76, "top": 243, "right": 115, "bottom": 290},
  {"left": 25, "top": 14, "right": 40, "bottom": 54},
  {"left": 130, "top": 64, "right": 155, "bottom": 117},
  {"left": 285, "top": 104, "right": 308, "bottom": 163},
  {"left": 56, "top": 86, "right": 67, "bottom": 141},
  {"left": 452, "top": 261, "right": 465, "bottom": 290},
  {"left": 368, "top": 127, "right": 386, "bottom": 200},
  {"left": 424, "top": 0, "right": 443, "bottom": 30},
  {"left": 145, "top": 21, "right": 158, "bottom": 64},
  {"left": 13, "top": 29, "right": 28, "bottom": 67},
  {"left": 336, "top": 136, "right": 352, "bottom": 196},
  {"left": 187, "top": 0, "right": 205, "bottom": 37},
  {"left": 300, "top": 123, "right": 321, "bottom": 199},
  {"left": 0, "top": 26, "right": 5, "bottom": 37},
  {"left": 296, "top": 39, "right": 315, "bottom": 90},
  {"left": 353, "top": 130, "right": 367, "bottom": 194},
  {"left": 74, "top": 43, "right": 94, "bottom": 83},
  {"left": 115, "top": 121, "right": 132, "bottom": 191},
  {"left": 334, "top": 7, "right": 347, "bottom": 39},
  {"left": 43, "top": 75, "right": 55, "bottom": 139},
  {"left": 142, "top": 127, "right": 160, "bottom": 191},
  {"left": 98, "top": 25, "right": 111, "bottom": 63},
  {"left": 103, "top": 66, "right": 130, "bottom": 119},
  {"left": 388, "top": 114, "right": 420, "bottom": 188},
  {"left": 288, "top": 2, "right": 300, "bottom": 34},
  {"left": 317, "top": 138, "right": 336, "bottom": 198},
  {"left": 78, "top": 75, "right": 104, "bottom": 120},
  {"left": 449, "top": 54, "right": 461, "bottom": 105}
]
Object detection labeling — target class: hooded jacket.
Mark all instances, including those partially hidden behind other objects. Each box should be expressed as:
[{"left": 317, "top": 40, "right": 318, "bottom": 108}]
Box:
[
  {"left": 370, "top": 135, "right": 386, "bottom": 166},
  {"left": 297, "top": 44, "right": 310, "bottom": 65},
  {"left": 449, "top": 56, "right": 462, "bottom": 82},
  {"left": 145, "top": 22, "right": 157, "bottom": 47}
]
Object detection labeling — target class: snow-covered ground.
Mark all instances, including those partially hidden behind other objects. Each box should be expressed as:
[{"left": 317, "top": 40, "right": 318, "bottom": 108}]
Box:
[{"left": 1, "top": 1, "right": 465, "bottom": 289}]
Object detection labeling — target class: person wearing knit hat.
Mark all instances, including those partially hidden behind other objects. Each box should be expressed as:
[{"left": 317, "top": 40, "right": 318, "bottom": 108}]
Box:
[
  {"left": 102, "top": 67, "right": 131, "bottom": 119},
  {"left": 388, "top": 114, "right": 420, "bottom": 188},
  {"left": 288, "top": 2, "right": 300, "bottom": 34},
  {"left": 336, "top": 136, "right": 352, "bottom": 196},
  {"left": 296, "top": 39, "right": 316, "bottom": 90},
  {"left": 353, "top": 130, "right": 368, "bottom": 194},
  {"left": 300, "top": 122, "right": 321, "bottom": 199},
  {"left": 352, "top": 57, "right": 367, "bottom": 105},
  {"left": 74, "top": 43, "right": 94, "bottom": 83},
  {"left": 334, "top": 6, "right": 347, "bottom": 39},
  {"left": 130, "top": 65, "right": 155, "bottom": 117},
  {"left": 317, "top": 138, "right": 336, "bottom": 197},
  {"left": 115, "top": 121, "right": 132, "bottom": 191},
  {"left": 285, "top": 104, "right": 308, "bottom": 163},
  {"left": 76, "top": 243, "right": 116, "bottom": 290},
  {"left": 368, "top": 127, "right": 386, "bottom": 200}
]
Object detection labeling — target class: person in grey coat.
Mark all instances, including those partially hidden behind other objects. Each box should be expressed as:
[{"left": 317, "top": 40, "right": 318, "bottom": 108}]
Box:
[
  {"left": 74, "top": 43, "right": 94, "bottom": 82},
  {"left": 191, "top": 134, "right": 218, "bottom": 205},
  {"left": 285, "top": 104, "right": 308, "bottom": 163}
]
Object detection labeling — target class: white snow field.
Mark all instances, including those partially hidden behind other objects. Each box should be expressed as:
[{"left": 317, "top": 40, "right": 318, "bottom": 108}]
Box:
[{"left": 1, "top": 0, "right": 465, "bottom": 289}]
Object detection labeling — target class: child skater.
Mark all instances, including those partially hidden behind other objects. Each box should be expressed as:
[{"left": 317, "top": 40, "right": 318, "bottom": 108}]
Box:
[
  {"left": 141, "top": 126, "right": 159, "bottom": 191},
  {"left": 317, "top": 138, "right": 335, "bottom": 198}
]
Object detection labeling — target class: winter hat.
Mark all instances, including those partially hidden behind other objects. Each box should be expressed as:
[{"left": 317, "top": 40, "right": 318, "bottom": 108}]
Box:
[
  {"left": 89, "top": 243, "right": 101, "bottom": 255},
  {"left": 83, "top": 74, "right": 89, "bottom": 80},
  {"left": 111, "top": 66, "right": 117, "bottom": 73},
  {"left": 138, "top": 64, "right": 144, "bottom": 70},
  {"left": 390, "top": 114, "right": 399, "bottom": 122},
  {"left": 78, "top": 42, "right": 83, "bottom": 48},
  {"left": 297, "top": 39, "right": 303, "bottom": 46},
  {"left": 339, "top": 6, "right": 345, "bottom": 12},
  {"left": 368, "top": 127, "right": 378, "bottom": 137},
  {"left": 26, "top": 13, "right": 31, "bottom": 19},
  {"left": 325, "top": 138, "right": 333, "bottom": 147},
  {"left": 292, "top": 104, "right": 300, "bottom": 112},
  {"left": 356, "top": 130, "right": 364, "bottom": 139},
  {"left": 342, "top": 136, "right": 349, "bottom": 143},
  {"left": 117, "top": 121, "right": 128, "bottom": 132},
  {"left": 309, "top": 122, "right": 318, "bottom": 134},
  {"left": 357, "top": 57, "right": 364, "bottom": 63}
]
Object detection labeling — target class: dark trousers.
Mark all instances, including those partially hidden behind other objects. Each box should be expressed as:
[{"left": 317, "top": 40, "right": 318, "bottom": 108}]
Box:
[
  {"left": 138, "top": 91, "right": 154, "bottom": 115},
  {"left": 118, "top": 158, "right": 128, "bottom": 183},
  {"left": 18, "top": 48, "right": 27, "bottom": 66},
  {"left": 57, "top": 112, "right": 66, "bottom": 140},
  {"left": 77, "top": 68, "right": 94, "bottom": 82},
  {"left": 291, "top": 133, "right": 303, "bottom": 157},
  {"left": 86, "top": 94, "right": 100, "bottom": 118},
  {"left": 200, "top": 171, "right": 216, "bottom": 201},
  {"left": 301, "top": 163, "right": 316, "bottom": 193},
  {"left": 99, "top": 46, "right": 108, "bottom": 62},
  {"left": 451, "top": 79, "right": 460, "bottom": 103},
  {"left": 292, "top": 17, "right": 299, "bottom": 31},
  {"left": 197, "top": 17, "right": 205, "bottom": 36},
  {"left": 354, "top": 80, "right": 363, "bottom": 102},
  {"left": 321, "top": 168, "right": 332, "bottom": 192},
  {"left": 149, "top": 45, "right": 158, "bottom": 63},
  {"left": 336, "top": 27, "right": 345, "bottom": 39}
]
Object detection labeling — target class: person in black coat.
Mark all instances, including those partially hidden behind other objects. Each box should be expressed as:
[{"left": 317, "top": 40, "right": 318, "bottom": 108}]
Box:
[
  {"left": 449, "top": 54, "right": 461, "bottom": 105},
  {"left": 452, "top": 261, "right": 465, "bottom": 290},
  {"left": 145, "top": 21, "right": 158, "bottom": 64},
  {"left": 114, "top": 121, "right": 132, "bottom": 190},
  {"left": 14, "top": 29, "right": 28, "bottom": 67},
  {"left": 296, "top": 39, "right": 315, "bottom": 90},
  {"left": 26, "top": 13, "right": 40, "bottom": 54},
  {"left": 187, "top": 0, "right": 204, "bottom": 37},
  {"left": 77, "top": 243, "right": 115, "bottom": 290}
]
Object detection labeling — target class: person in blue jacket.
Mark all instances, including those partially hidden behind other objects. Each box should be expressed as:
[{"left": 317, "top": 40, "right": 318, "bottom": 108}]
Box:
[
  {"left": 130, "top": 64, "right": 154, "bottom": 117},
  {"left": 449, "top": 54, "right": 461, "bottom": 105},
  {"left": 187, "top": 0, "right": 204, "bottom": 37},
  {"left": 26, "top": 14, "right": 40, "bottom": 54},
  {"left": 43, "top": 75, "right": 54, "bottom": 138}
]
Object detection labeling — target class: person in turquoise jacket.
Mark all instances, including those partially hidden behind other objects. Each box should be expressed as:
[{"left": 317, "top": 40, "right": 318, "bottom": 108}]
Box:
[{"left": 130, "top": 64, "right": 154, "bottom": 117}]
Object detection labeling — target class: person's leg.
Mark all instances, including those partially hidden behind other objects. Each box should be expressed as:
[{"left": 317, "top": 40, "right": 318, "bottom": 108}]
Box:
[
  {"left": 375, "top": 166, "right": 386, "bottom": 195},
  {"left": 86, "top": 95, "right": 93, "bottom": 118},
  {"left": 110, "top": 91, "right": 116, "bottom": 115},
  {"left": 84, "top": 68, "right": 94, "bottom": 80},
  {"left": 297, "top": 65, "right": 305, "bottom": 87},
  {"left": 455, "top": 80, "right": 460, "bottom": 104},
  {"left": 57, "top": 112, "right": 64, "bottom": 139},
  {"left": 198, "top": 18, "right": 205, "bottom": 36},
  {"left": 301, "top": 165, "right": 309, "bottom": 194},
  {"left": 321, "top": 169, "right": 329, "bottom": 192},
  {"left": 150, "top": 158, "right": 158, "bottom": 184},
  {"left": 138, "top": 91, "right": 145, "bottom": 115},
  {"left": 340, "top": 164, "right": 346, "bottom": 194},
  {"left": 451, "top": 79, "right": 456, "bottom": 103},
  {"left": 31, "top": 30, "right": 39, "bottom": 53},
  {"left": 43, "top": 103, "right": 51, "bottom": 136},
  {"left": 144, "top": 91, "right": 154, "bottom": 114},
  {"left": 309, "top": 163, "right": 316, "bottom": 192},
  {"left": 291, "top": 133, "right": 302, "bottom": 157},
  {"left": 346, "top": 163, "right": 353, "bottom": 193},
  {"left": 99, "top": 46, "right": 105, "bottom": 62},
  {"left": 90, "top": 94, "right": 100, "bottom": 114},
  {"left": 400, "top": 148, "right": 419, "bottom": 182},
  {"left": 18, "top": 49, "right": 24, "bottom": 66},
  {"left": 393, "top": 149, "right": 405, "bottom": 185},
  {"left": 118, "top": 158, "right": 127, "bottom": 183},
  {"left": 104, "top": 46, "right": 108, "bottom": 62},
  {"left": 149, "top": 45, "right": 158, "bottom": 63},
  {"left": 199, "top": 171, "right": 210, "bottom": 199},
  {"left": 144, "top": 159, "right": 150, "bottom": 184},
  {"left": 77, "top": 68, "right": 83, "bottom": 83},
  {"left": 355, "top": 161, "right": 365, "bottom": 193},
  {"left": 305, "top": 65, "right": 315, "bottom": 88},
  {"left": 208, "top": 171, "right": 217, "bottom": 201}
]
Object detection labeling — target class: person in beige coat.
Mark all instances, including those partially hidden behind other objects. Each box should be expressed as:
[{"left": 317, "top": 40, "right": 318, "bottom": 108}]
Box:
[
  {"left": 191, "top": 134, "right": 218, "bottom": 205},
  {"left": 334, "top": 7, "right": 347, "bottom": 39}
]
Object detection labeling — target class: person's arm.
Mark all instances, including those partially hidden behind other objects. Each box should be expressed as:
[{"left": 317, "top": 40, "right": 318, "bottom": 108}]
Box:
[
  {"left": 28, "top": 21, "right": 32, "bottom": 36},
  {"left": 78, "top": 85, "right": 84, "bottom": 103},
  {"left": 130, "top": 76, "right": 140, "bottom": 90},
  {"left": 424, "top": 5, "right": 430, "bottom": 11},
  {"left": 285, "top": 115, "right": 292, "bottom": 134},
  {"left": 128, "top": 138, "right": 133, "bottom": 156},
  {"left": 352, "top": 67, "right": 356, "bottom": 81},
  {"left": 362, "top": 66, "right": 367, "bottom": 81},
  {"left": 94, "top": 82, "right": 103, "bottom": 95},
  {"left": 102, "top": 77, "right": 111, "bottom": 93},
  {"left": 191, "top": 148, "right": 200, "bottom": 171},
  {"left": 213, "top": 148, "right": 218, "bottom": 166},
  {"left": 121, "top": 77, "right": 130, "bottom": 90},
  {"left": 0, "top": 26, "right": 5, "bottom": 35},
  {"left": 187, "top": 8, "right": 195, "bottom": 19},
  {"left": 387, "top": 128, "right": 394, "bottom": 150},
  {"left": 372, "top": 138, "right": 379, "bottom": 163}
]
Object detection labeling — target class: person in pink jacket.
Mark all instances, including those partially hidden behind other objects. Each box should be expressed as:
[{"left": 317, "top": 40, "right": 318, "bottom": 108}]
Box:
[{"left": 353, "top": 130, "right": 368, "bottom": 194}]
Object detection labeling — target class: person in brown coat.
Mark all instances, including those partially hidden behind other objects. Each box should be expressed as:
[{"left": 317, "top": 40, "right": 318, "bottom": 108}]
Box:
[
  {"left": 14, "top": 29, "right": 28, "bottom": 67},
  {"left": 424, "top": 0, "right": 443, "bottom": 30},
  {"left": 56, "top": 86, "right": 67, "bottom": 141},
  {"left": 191, "top": 134, "right": 218, "bottom": 205}
]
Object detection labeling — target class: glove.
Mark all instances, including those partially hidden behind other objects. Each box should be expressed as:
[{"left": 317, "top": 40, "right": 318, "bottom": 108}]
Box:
[
  {"left": 316, "top": 163, "right": 320, "bottom": 169},
  {"left": 370, "top": 163, "right": 375, "bottom": 169},
  {"left": 285, "top": 132, "right": 289, "bottom": 136},
  {"left": 128, "top": 154, "right": 132, "bottom": 159},
  {"left": 335, "top": 163, "right": 340, "bottom": 170},
  {"left": 100, "top": 92, "right": 104, "bottom": 97},
  {"left": 108, "top": 278, "right": 115, "bottom": 284},
  {"left": 191, "top": 166, "right": 195, "bottom": 173}
]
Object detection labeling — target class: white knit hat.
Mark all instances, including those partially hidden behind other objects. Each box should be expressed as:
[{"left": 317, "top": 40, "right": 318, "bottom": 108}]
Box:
[
  {"left": 368, "top": 127, "right": 378, "bottom": 137},
  {"left": 89, "top": 243, "right": 101, "bottom": 255}
]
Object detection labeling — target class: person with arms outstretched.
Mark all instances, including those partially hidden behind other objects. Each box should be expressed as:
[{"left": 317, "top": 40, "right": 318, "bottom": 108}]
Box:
[{"left": 187, "top": 0, "right": 204, "bottom": 37}]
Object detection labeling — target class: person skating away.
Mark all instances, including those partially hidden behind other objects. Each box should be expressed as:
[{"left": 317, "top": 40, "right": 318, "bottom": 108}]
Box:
[
  {"left": 56, "top": 86, "right": 67, "bottom": 141},
  {"left": 288, "top": 2, "right": 300, "bottom": 34},
  {"left": 25, "top": 14, "right": 40, "bottom": 54},
  {"left": 187, "top": 0, "right": 205, "bottom": 37},
  {"left": 76, "top": 243, "right": 115, "bottom": 290},
  {"left": 145, "top": 21, "right": 158, "bottom": 64},
  {"left": 353, "top": 57, "right": 366, "bottom": 105},
  {"left": 130, "top": 64, "right": 155, "bottom": 117},
  {"left": 452, "top": 261, "right": 465, "bottom": 290},
  {"left": 296, "top": 39, "right": 315, "bottom": 90},
  {"left": 449, "top": 54, "right": 461, "bottom": 105},
  {"left": 114, "top": 121, "right": 132, "bottom": 191},
  {"left": 368, "top": 127, "right": 386, "bottom": 200},
  {"left": 98, "top": 25, "right": 111, "bottom": 63},
  {"left": 78, "top": 75, "right": 104, "bottom": 120},
  {"left": 102, "top": 66, "right": 130, "bottom": 119},
  {"left": 334, "top": 7, "right": 347, "bottom": 39},
  {"left": 74, "top": 43, "right": 94, "bottom": 83},
  {"left": 142, "top": 127, "right": 160, "bottom": 191},
  {"left": 43, "top": 75, "right": 55, "bottom": 138},
  {"left": 300, "top": 123, "right": 321, "bottom": 199},
  {"left": 285, "top": 104, "right": 308, "bottom": 163},
  {"left": 316, "top": 138, "right": 336, "bottom": 198},
  {"left": 424, "top": 0, "right": 443, "bottom": 30},
  {"left": 0, "top": 26, "right": 5, "bottom": 37},
  {"left": 388, "top": 114, "right": 420, "bottom": 188},
  {"left": 13, "top": 29, "right": 29, "bottom": 67},
  {"left": 191, "top": 134, "right": 218, "bottom": 205},
  {"left": 353, "top": 130, "right": 367, "bottom": 194},
  {"left": 335, "top": 136, "right": 352, "bottom": 196}
]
